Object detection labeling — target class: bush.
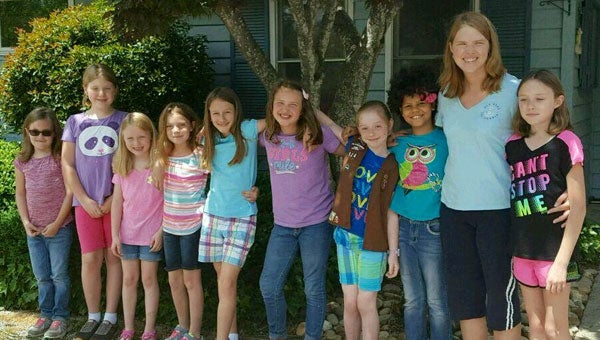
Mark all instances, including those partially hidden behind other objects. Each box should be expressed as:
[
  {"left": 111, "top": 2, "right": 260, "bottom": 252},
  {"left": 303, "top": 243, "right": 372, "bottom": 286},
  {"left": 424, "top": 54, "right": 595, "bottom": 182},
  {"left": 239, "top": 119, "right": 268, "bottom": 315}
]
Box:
[
  {"left": 580, "top": 220, "right": 600, "bottom": 264},
  {"left": 0, "top": 0, "right": 214, "bottom": 126}
]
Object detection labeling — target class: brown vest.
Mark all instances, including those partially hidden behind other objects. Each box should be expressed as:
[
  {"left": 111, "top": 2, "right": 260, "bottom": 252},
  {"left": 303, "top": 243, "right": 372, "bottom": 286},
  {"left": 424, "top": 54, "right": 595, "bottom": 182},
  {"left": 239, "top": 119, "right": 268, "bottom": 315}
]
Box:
[{"left": 329, "top": 139, "right": 399, "bottom": 251}]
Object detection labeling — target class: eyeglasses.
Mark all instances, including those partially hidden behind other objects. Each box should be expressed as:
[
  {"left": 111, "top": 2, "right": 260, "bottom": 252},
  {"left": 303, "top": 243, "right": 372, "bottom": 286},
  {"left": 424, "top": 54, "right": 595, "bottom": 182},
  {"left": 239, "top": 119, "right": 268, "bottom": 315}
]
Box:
[{"left": 28, "top": 129, "right": 53, "bottom": 137}]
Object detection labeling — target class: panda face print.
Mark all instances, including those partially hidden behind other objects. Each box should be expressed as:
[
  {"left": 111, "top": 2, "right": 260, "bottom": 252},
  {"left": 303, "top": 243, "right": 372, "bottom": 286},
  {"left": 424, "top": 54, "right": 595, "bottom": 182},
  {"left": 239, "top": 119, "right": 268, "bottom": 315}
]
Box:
[{"left": 78, "top": 121, "right": 120, "bottom": 157}]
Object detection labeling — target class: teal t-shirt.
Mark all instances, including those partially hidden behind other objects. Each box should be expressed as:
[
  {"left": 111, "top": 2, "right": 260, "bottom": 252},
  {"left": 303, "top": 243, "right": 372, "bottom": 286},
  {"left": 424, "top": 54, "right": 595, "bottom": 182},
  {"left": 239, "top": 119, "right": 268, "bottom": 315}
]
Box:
[
  {"left": 436, "top": 74, "right": 519, "bottom": 210},
  {"left": 389, "top": 128, "right": 448, "bottom": 221},
  {"left": 205, "top": 119, "right": 258, "bottom": 217}
]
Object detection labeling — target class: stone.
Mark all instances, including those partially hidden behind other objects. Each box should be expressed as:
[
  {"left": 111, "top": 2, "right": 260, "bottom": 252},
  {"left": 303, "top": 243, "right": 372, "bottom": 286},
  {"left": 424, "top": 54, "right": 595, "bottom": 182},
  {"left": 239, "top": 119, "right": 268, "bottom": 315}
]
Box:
[
  {"left": 326, "top": 301, "right": 341, "bottom": 313},
  {"left": 569, "top": 326, "right": 579, "bottom": 336},
  {"left": 322, "top": 320, "right": 332, "bottom": 331},
  {"left": 380, "top": 307, "right": 392, "bottom": 315},
  {"left": 326, "top": 313, "right": 339, "bottom": 326},
  {"left": 520, "top": 312, "right": 529, "bottom": 326},
  {"left": 296, "top": 322, "right": 305, "bottom": 336},
  {"left": 379, "top": 330, "right": 390, "bottom": 338},
  {"left": 324, "top": 329, "right": 336, "bottom": 339},
  {"left": 583, "top": 268, "right": 598, "bottom": 278},
  {"left": 577, "top": 277, "right": 593, "bottom": 295},
  {"left": 569, "top": 311, "right": 580, "bottom": 326},
  {"left": 382, "top": 283, "right": 403, "bottom": 294},
  {"left": 376, "top": 297, "right": 384, "bottom": 309},
  {"left": 334, "top": 323, "right": 344, "bottom": 333},
  {"left": 379, "top": 313, "right": 392, "bottom": 324},
  {"left": 383, "top": 300, "right": 394, "bottom": 308}
]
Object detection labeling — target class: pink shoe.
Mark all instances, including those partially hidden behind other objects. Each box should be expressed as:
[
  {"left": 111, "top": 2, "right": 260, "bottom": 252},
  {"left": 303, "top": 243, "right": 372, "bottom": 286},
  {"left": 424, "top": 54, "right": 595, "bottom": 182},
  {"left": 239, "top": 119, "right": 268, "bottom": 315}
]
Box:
[
  {"left": 118, "top": 329, "right": 135, "bottom": 340},
  {"left": 141, "top": 330, "right": 158, "bottom": 340}
]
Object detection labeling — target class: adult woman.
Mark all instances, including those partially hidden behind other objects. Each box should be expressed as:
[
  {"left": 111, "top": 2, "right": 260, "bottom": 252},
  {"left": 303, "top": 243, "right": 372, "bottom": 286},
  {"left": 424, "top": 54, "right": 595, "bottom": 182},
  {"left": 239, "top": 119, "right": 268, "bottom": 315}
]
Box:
[{"left": 436, "top": 12, "right": 568, "bottom": 340}]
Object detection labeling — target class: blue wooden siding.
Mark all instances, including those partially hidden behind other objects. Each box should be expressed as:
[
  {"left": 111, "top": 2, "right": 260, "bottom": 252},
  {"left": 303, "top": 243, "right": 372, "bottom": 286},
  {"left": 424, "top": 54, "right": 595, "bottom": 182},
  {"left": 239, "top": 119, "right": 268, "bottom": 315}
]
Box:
[{"left": 188, "top": 16, "right": 232, "bottom": 87}]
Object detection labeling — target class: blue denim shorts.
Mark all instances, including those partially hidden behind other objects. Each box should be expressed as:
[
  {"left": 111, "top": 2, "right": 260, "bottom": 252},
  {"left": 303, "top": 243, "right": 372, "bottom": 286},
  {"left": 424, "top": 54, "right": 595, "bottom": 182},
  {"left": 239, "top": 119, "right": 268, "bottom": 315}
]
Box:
[
  {"left": 121, "top": 243, "right": 162, "bottom": 262},
  {"left": 163, "top": 230, "right": 201, "bottom": 271}
]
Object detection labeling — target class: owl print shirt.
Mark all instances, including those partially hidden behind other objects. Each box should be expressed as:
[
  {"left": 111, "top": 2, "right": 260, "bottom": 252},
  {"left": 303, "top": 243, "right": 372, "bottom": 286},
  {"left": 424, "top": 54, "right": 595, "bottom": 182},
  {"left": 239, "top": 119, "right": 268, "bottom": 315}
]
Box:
[
  {"left": 62, "top": 110, "right": 127, "bottom": 206},
  {"left": 389, "top": 128, "right": 448, "bottom": 221}
]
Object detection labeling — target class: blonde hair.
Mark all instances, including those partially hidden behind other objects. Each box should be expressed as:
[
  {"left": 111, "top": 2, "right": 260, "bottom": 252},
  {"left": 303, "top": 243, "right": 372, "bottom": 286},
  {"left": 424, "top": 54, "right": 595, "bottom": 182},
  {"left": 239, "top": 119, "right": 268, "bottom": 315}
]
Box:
[
  {"left": 264, "top": 79, "right": 323, "bottom": 146},
  {"left": 202, "top": 87, "right": 246, "bottom": 170},
  {"left": 512, "top": 69, "right": 572, "bottom": 137},
  {"left": 18, "top": 107, "right": 62, "bottom": 163},
  {"left": 112, "top": 112, "right": 157, "bottom": 176},
  {"left": 439, "top": 12, "right": 506, "bottom": 98},
  {"left": 82, "top": 63, "right": 118, "bottom": 107},
  {"left": 156, "top": 102, "right": 201, "bottom": 168}
]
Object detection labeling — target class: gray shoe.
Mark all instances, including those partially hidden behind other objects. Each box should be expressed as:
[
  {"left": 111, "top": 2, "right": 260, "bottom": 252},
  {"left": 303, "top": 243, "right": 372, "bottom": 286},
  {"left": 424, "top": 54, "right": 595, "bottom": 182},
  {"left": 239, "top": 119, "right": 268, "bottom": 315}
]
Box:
[
  {"left": 27, "top": 317, "right": 52, "bottom": 338},
  {"left": 44, "top": 320, "right": 68, "bottom": 339}
]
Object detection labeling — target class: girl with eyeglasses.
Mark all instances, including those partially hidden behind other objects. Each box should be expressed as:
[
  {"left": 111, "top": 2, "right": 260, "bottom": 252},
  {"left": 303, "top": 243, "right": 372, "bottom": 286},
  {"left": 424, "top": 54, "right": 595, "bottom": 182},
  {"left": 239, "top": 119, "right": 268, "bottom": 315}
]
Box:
[{"left": 15, "top": 107, "right": 75, "bottom": 339}]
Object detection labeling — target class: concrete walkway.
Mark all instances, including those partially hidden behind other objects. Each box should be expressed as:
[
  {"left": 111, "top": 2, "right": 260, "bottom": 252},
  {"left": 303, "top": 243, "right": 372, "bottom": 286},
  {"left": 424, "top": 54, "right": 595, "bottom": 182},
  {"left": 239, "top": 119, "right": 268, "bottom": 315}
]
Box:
[{"left": 575, "top": 264, "right": 600, "bottom": 340}]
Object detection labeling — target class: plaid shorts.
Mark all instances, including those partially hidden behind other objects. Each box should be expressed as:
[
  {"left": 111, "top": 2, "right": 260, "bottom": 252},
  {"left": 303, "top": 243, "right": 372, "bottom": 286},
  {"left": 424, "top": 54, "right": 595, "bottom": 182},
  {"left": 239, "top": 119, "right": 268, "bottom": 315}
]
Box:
[
  {"left": 198, "top": 213, "right": 257, "bottom": 267},
  {"left": 334, "top": 227, "right": 387, "bottom": 291}
]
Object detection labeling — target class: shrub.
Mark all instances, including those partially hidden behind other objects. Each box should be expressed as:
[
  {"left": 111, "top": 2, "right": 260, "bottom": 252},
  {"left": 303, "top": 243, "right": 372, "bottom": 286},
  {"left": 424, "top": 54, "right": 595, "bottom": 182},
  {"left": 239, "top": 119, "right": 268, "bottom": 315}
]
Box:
[
  {"left": 0, "top": 0, "right": 214, "bottom": 126},
  {"left": 580, "top": 220, "right": 600, "bottom": 264}
]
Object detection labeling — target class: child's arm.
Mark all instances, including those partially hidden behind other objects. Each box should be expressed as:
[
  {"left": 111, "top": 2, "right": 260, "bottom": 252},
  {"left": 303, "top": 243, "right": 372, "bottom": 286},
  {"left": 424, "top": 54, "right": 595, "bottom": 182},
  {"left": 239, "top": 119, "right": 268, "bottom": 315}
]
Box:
[
  {"left": 386, "top": 209, "right": 400, "bottom": 278},
  {"left": 100, "top": 195, "right": 113, "bottom": 215},
  {"left": 61, "top": 141, "right": 103, "bottom": 218},
  {"left": 110, "top": 182, "right": 124, "bottom": 258},
  {"left": 546, "top": 164, "right": 585, "bottom": 294},
  {"left": 41, "top": 185, "right": 74, "bottom": 238},
  {"left": 242, "top": 186, "right": 259, "bottom": 202},
  {"left": 315, "top": 109, "right": 344, "bottom": 144},
  {"left": 14, "top": 168, "right": 40, "bottom": 237},
  {"left": 150, "top": 227, "right": 163, "bottom": 252},
  {"left": 257, "top": 119, "right": 266, "bottom": 134},
  {"left": 547, "top": 191, "right": 570, "bottom": 227}
]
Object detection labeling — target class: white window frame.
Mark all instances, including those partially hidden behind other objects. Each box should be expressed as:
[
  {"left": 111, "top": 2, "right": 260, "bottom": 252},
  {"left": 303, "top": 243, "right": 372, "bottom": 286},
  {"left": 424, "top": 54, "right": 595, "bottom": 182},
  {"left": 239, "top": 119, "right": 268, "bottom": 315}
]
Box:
[
  {"left": 269, "top": 0, "right": 353, "bottom": 70},
  {"left": 0, "top": 0, "right": 73, "bottom": 56}
]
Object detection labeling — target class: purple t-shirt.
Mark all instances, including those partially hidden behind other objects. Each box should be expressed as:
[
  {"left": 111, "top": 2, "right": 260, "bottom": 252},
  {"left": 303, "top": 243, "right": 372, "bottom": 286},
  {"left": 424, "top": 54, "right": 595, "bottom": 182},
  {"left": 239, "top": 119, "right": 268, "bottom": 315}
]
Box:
[
  {"left": 62, "top": 111, "right": 127, "bottom": 206},
  {"left": 14, "top": 155, "right": 74, "bottom": 228},
  {"left": 260, "top": 125, "right": 341, "bottom": 227}
]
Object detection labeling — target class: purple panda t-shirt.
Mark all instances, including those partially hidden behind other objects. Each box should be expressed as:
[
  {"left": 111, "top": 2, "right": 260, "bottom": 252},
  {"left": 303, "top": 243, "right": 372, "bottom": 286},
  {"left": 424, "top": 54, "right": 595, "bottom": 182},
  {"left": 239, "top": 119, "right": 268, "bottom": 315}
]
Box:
[{"left": 62, "top": 110, "right": 127, "bottom": 206}]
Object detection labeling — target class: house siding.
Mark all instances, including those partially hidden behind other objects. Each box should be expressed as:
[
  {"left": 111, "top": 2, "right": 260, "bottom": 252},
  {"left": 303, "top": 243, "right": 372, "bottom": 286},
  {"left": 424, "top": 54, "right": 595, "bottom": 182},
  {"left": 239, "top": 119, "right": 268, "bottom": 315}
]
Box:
[
  {"left": 188, "top": 16, "right": 233, "bottom": 87},
  {"left": 529, "top": 0, "right": 600, "bottom": 198}
]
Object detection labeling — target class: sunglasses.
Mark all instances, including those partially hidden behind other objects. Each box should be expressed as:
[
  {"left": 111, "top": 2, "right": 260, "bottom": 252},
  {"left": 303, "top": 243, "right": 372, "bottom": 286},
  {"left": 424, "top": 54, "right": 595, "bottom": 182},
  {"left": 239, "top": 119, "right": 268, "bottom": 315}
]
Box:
[{"left": 28, "top": 129, "right": 53, "bottom": 137}]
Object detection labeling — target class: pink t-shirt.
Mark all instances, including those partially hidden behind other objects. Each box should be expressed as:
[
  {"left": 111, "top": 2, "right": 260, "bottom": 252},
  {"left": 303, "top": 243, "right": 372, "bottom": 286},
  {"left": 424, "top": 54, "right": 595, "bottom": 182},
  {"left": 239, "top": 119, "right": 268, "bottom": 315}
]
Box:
[
  {"left": 14, "top": 155, "right": 74, "bottom": 228},
  {"left": 112, "top": 168, "right": 163, "bottom": 245},
  {"left": 260, "top": 125, "right": 341, "bottom": 227}
]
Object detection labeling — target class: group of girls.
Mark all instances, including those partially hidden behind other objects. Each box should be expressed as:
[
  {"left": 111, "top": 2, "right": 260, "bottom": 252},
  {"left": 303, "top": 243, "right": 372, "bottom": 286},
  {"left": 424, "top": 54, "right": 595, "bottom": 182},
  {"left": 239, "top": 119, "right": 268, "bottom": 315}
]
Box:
[{"left": 16, "top": 10, "right": 585, "bottom": 340}]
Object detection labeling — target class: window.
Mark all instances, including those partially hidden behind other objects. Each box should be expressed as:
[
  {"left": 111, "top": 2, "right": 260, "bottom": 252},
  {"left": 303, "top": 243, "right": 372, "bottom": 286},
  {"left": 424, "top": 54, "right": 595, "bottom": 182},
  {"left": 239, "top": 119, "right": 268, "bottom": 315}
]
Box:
[
  {"left": 392, "top": 0, "right": 472, "bottom": 76},
  {"left": 580, "top": 0, "right": 599, "bottom": 89},
  {"left": 0, "top": 0, "right": 69, "bottom": 53},
  {"left": 273, "top": 0, "right": 350, "bottom": 112}
]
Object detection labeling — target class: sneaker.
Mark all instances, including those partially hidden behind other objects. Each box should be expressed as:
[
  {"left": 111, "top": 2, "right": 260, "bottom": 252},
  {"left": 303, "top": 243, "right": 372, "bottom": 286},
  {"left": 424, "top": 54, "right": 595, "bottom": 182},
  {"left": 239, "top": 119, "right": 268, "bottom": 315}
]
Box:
[
  {"left": 141, "top": 330, "right": 157, "bottom": 340},
  {"left": 74, "top": 319, "right": 100, "bottom": 340},
  {"left": 118, "top": 329, "right": 135, "bottom": 340},
  {"left": 180, "top": 333, "right": 200, "bottom": 340},
  {"left": 27, "top": 317, "right": 52, "bottom": 338},
  {"left": 164, "top": 325, "right": 188, "bottom": 340},
  {"left": 43, "top": 320, "right": 68, "bottom": 339},
  {"left": 90, "top": 320, "right": 118, "bottom": 340}
]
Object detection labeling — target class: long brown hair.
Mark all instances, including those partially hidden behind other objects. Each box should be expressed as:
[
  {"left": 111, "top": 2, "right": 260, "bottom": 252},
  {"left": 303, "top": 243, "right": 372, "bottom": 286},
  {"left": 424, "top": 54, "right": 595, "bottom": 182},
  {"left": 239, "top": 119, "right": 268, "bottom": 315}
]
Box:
[
  {"left": 112, "top": 112, "right": 157, "bottom": 176},
  {"left": 82, "top": 63, "right": 118, "bottom": 107},
  {"left": 18, "top": 107, "right": 62, "bottom": 163},
  {"left": 512, "top": 69, "right": 572, "bottom": 137},
  {"left": 264, "top": 79, "right": 323, "bottom": 146},
  {"left": 156, "top": 102, "right": 201, "bottom": 168},
  {"left": 202, "top": 87, "right": 246, "bottom": 170},
  {"left": 439, "top": 12, "right": 506, "bottom": 98}
]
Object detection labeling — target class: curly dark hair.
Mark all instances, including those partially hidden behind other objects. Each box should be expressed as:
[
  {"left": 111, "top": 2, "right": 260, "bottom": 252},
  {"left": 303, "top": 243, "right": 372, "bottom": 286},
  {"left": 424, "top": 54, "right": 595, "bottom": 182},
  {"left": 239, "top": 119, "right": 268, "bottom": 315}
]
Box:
[{"left": 387, "top": 66, "right": 439, "bottom": 129}]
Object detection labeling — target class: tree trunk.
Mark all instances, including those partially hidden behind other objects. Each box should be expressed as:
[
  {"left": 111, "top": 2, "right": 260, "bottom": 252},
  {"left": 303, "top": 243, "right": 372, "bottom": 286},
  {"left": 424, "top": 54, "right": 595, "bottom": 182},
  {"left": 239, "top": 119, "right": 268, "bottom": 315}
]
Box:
[{"left": 329, "top": 1, "right": 401, "bottom": 127}]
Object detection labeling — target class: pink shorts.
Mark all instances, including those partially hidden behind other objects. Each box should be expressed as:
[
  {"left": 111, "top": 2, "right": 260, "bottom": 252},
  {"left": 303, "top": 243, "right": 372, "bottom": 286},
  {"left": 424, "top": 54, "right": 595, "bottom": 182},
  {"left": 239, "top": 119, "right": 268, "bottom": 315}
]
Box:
[
  {"left": 75, "top": 206, "right": 112, "bottom": 253},
  {"left": 512, "top": 256, "right": 553, "bottom": 288}
]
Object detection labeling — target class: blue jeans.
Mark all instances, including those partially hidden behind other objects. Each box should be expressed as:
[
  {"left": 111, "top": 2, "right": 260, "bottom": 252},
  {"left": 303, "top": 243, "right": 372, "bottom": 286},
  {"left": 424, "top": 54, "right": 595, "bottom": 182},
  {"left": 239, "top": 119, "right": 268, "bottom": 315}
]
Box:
[
  {"left": 399, "top": 216, "right": 451, "bottom": 340},
  {"left": 27, "top": 223, "right": 73, "bottom": 320},
  {"left": 259, "top": 222, "right": 332, "bottom": 340}
]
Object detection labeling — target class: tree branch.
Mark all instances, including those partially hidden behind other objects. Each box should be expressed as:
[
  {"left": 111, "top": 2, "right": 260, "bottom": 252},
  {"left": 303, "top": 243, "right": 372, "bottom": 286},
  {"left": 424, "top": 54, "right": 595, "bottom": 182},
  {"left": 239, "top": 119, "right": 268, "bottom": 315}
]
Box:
[{"left": 213, "top": 0, "right": 278, "bottom": 89}]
